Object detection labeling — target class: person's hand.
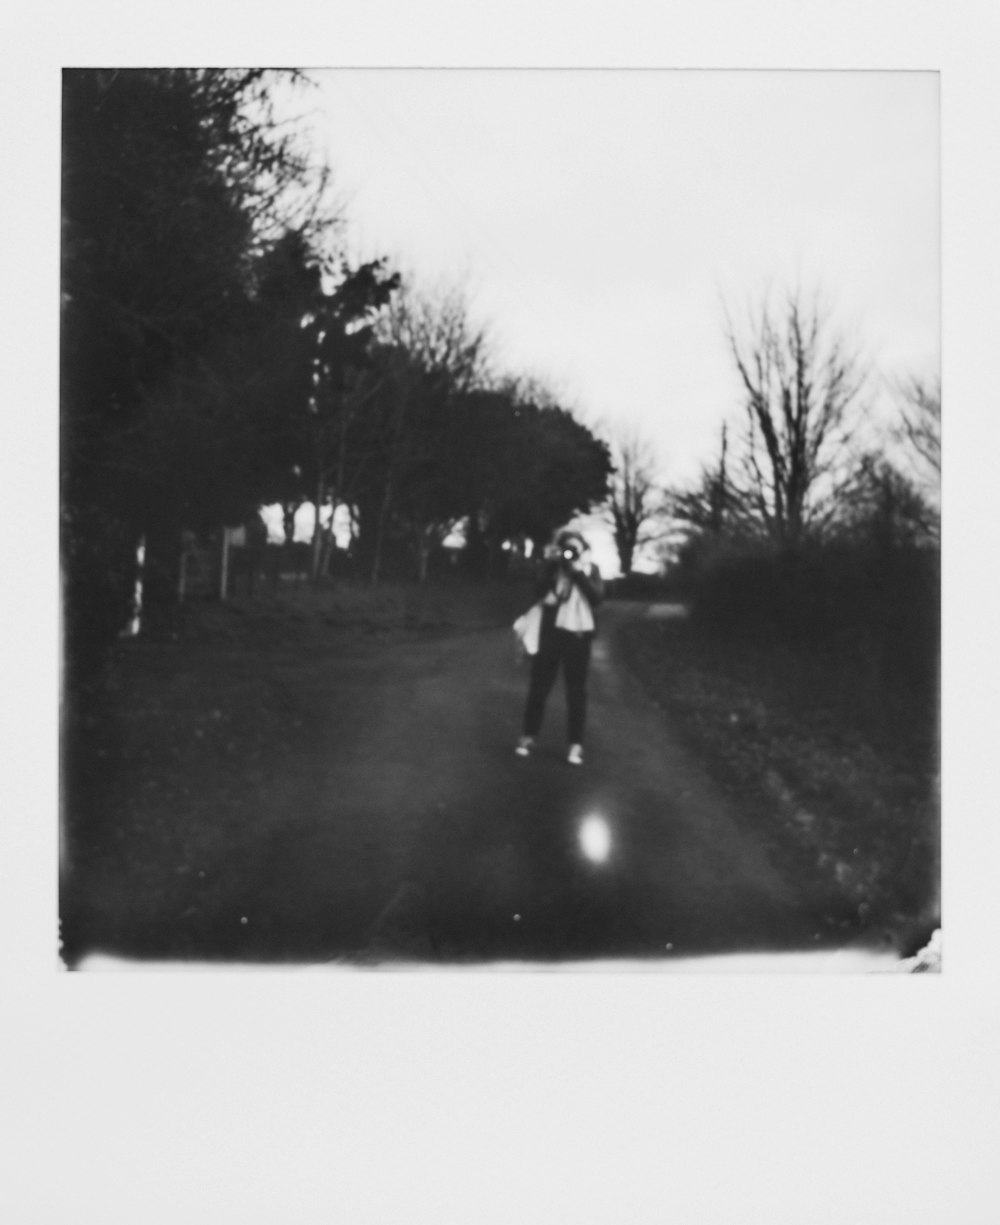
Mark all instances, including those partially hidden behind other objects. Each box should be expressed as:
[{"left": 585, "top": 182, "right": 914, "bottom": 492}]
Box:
[{"left": 571, "top": 549, "right": 591, "bottom": 574}]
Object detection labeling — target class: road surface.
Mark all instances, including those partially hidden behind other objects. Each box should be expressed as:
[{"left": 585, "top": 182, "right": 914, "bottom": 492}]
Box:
[{"left": 132, "top": 600, "right": 839, "bottom": 967}]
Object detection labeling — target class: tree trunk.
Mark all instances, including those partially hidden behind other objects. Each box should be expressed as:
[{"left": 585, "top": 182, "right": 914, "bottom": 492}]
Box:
[
  {"left": 463, "top": 505, "right": 488, "bottom": 575},
  {"left": 619, "top": 539, "right": 635, "bottom": 577},
  {"left": 282, "top": 501, "right": 299, "bottom": 545},
  {"left": 310, "top": 478, "right": 326, "bottom": 584},
  {"left": 141, "top": 509, "right": 182, "bottom": 634},
  {"left": 370, "top": 473, "right": 394, "bottom": 587},
  {"left": 416, "top": 529, "right": 431, "bottom": 583},
  {"left": 711, "top": 423, "right": 729, "bottom": 535}
]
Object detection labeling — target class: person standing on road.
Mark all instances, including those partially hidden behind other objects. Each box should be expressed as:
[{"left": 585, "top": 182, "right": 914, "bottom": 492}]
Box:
[{"left": 516, "top": 529, "right": 604, "bottom": 765}]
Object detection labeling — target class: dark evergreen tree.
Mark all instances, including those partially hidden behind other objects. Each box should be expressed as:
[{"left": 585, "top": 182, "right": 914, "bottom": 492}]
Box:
[{"left": 61, "top": 69, "right": 325, "bottom": 676}]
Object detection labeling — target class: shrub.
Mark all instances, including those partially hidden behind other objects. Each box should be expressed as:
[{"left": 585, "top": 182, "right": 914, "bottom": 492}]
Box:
[{"left": 686, "top": 535, "right": 939, "bottom": 699}]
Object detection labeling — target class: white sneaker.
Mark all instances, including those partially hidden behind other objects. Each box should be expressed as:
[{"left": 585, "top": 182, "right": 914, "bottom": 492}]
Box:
[
  {"left": 567, "top": 744, "right": 584, "bottom": 766},
  {"left": 515, "top": 736, "right": 535, "bottom": 757}
]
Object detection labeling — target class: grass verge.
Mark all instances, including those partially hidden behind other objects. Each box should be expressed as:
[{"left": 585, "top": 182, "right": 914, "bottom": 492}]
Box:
[{"left": 618, "top": 610, "right": 940, "bottom": 947}]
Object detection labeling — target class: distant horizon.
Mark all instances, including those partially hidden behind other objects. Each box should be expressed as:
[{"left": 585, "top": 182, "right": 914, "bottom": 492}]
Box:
[{"left": 258, "top": 502, "right": 637, "bottom": 578}]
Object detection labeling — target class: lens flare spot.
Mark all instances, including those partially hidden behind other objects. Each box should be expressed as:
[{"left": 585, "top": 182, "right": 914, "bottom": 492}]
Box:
[{"left": 579, "top": 815, "right": 612, "bottom": 863}]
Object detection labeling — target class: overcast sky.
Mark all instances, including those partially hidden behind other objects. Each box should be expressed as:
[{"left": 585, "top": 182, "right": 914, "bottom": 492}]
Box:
[{"left": 293, "top": 68, "right": 939, "bottom": 488}]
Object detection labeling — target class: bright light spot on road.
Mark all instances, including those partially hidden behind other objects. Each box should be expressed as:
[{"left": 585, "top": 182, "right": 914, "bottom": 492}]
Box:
[{"left": 578, "top": 815, "right": 612, "bottom": 864}]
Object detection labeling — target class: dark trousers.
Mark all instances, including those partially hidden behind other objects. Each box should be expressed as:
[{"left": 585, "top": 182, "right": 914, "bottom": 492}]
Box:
[{"left": 523, "top": 610, "right": 594, "bottom": 744}]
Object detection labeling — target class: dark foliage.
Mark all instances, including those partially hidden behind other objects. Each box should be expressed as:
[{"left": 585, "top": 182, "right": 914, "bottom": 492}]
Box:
[
  {"left": 60, "top": 70, "right": 616, "bottom": 676},
  {"left": 479, "top": 397, "right": 613, "bottom": 554},
  {"left": 345, "top": 357, "right": 612, "bottom": 583},
  {"left": 61, "top": 68, "right": 323, "bottom": 680},
  {"left": 685, "top": 537, "right": 939, "bottom": 700}
]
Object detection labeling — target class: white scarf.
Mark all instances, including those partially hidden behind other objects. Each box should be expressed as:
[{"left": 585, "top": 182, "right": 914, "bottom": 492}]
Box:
[{"left": 550, "top": 572, "right": 596, "bottom": 633}]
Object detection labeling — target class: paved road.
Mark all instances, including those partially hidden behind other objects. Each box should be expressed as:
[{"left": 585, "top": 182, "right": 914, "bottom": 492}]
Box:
[{"left": 190, "top": 600, "right": 837, "bottom": 967}]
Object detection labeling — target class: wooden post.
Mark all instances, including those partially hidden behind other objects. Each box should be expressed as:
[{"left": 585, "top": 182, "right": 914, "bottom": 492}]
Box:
[
  {"left": 220, "top": 528, "right": 231, "bottom": 600},
  {"left": 126, "top": 536, "right": 146, "bottom": 636}
]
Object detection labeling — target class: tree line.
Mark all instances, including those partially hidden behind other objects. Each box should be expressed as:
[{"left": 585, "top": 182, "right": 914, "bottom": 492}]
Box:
[
  {"left": 62, "top": 68, "right": 939, "bottom": 692},
  {"left": 663, "top": 287, "right": 940, "bottom": 702},
  {"left": 61, "top": 69, "right": 612, "bottom": 682},
  {"left": 668, "top": 289, "right": 939, "bottom": 554}
]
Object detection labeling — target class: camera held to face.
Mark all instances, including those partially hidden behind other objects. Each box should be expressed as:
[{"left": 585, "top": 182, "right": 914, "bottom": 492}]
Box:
[{"left": 561, "top": 542, "right": 581, "bottom": 564}]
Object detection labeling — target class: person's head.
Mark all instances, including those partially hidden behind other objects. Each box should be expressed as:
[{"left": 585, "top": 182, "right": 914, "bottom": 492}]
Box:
[{"left": 554, "top": 529, "right": 588, "bottom": 564}]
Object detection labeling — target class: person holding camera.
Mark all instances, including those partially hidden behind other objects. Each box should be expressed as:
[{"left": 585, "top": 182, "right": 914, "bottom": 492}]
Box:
[{"left": 516, "top": 529, "right": 604, "bottom": 766}]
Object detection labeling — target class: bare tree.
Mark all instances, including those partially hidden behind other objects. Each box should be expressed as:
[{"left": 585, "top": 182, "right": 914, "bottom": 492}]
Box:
[
  {"left": 725, "top": 287, "right": 867, "bottom": 550},
  {"left": 670, "top": 422, "right": 731, "bottom": 532},
  {"left": 891, "top": 373, "right": 941, "bottom": 486},
  {"left": 606, "top": 429, "right": 667, "bottom": 575},
  {"left": 836, "top": 451, "right": 939, "bottom": 549}
]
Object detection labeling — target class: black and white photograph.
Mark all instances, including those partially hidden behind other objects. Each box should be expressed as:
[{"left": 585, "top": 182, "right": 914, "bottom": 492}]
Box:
[
  {"left": 4, "top": 5, "right": 999, "bottom": 1222},
  {"left": 59, "top": 67, "right": 941, "bottom": 972}
]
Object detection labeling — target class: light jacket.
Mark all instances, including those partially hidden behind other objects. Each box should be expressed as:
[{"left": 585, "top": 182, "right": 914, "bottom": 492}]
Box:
[{"left": 537, "top": 560, "right": 604, "bottom": 634}]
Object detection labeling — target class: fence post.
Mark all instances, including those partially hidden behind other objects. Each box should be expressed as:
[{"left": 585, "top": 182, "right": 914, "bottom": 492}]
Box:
[{"left": 220, "top": 528, "right": 231, "bottom": 600}]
